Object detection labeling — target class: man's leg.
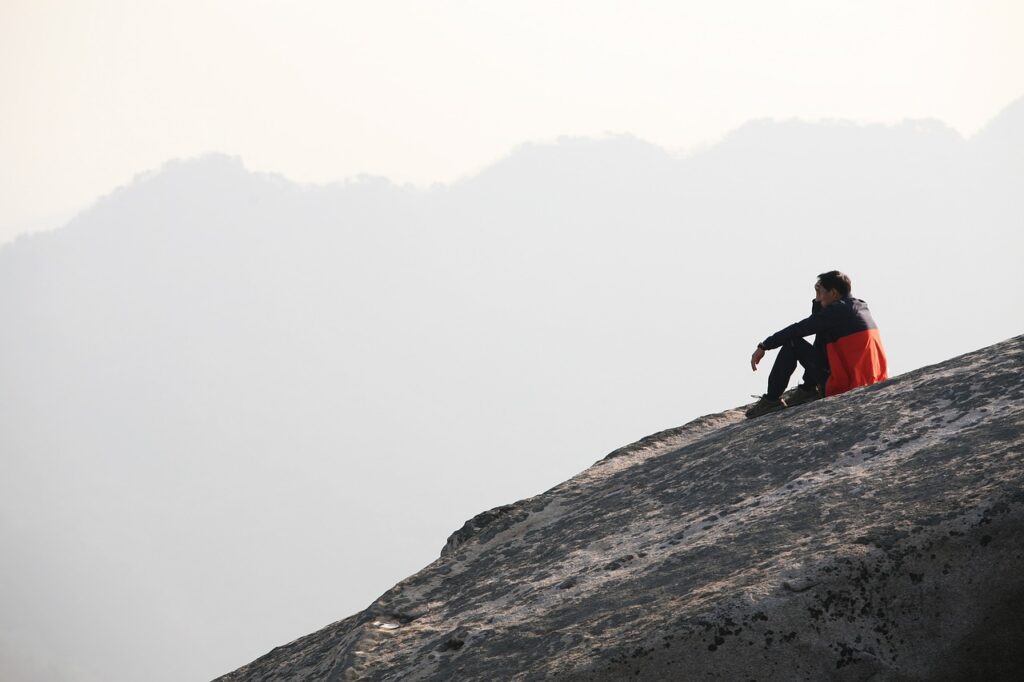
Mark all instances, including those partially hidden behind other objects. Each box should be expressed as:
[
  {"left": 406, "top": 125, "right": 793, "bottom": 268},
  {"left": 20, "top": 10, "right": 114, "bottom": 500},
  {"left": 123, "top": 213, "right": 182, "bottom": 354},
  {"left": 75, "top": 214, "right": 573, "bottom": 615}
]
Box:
[
  {"left": 767, "top": 338, "right": 822, "bottom": 399},
  {"left": 803, "top": 338, "right": 829, "bottom": 393},
  {"left": 749, "top": 338, "right": 826, "bottom": 418}
]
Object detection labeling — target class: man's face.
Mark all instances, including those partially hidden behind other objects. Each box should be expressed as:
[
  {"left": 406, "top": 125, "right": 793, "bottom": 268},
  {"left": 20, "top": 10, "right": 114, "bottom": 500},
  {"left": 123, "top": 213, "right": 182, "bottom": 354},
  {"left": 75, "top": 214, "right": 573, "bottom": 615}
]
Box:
[{"left": 815, "top": 281, "right": 841, "bottom": 307}]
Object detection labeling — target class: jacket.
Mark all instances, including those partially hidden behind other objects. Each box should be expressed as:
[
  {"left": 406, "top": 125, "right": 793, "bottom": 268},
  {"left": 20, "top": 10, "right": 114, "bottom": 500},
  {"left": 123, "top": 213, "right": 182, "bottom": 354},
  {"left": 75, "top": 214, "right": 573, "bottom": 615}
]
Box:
[{"left": 761, "top": 296, "right": 888, "bottom": 397}]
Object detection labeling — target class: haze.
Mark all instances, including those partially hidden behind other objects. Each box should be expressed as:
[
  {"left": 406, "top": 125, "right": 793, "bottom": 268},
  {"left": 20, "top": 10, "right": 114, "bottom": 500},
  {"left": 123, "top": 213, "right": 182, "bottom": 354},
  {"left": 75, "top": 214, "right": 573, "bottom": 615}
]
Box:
[
  {"left": 2, "top": 0, "right": 1023, "bottom": 244},
  {"left": 1, "top": 3, "right": 1022, "bottom": 682}
]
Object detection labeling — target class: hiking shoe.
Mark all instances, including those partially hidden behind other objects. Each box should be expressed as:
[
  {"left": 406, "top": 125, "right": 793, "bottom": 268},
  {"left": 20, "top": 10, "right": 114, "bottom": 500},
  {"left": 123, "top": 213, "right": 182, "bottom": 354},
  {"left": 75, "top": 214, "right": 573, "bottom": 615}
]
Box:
[
  {"left": 783, "top": 384, "right": 822, "bottom": 408},
  {"left": 745, "top": 395, "right": 786, "bottom": 419}
]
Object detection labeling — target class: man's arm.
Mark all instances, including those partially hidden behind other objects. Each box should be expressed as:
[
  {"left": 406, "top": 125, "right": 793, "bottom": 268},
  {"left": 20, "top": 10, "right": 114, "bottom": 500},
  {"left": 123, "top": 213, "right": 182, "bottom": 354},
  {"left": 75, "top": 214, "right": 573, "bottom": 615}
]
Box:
[
  {"left": 751, "top": 305, "right": 831, "bottom": 372},
  {"left": 761, "top": 307, "right": 830, "bottom": 351},
  {"left": 751, "top": 344, "right": 766, "bottom": 371}
]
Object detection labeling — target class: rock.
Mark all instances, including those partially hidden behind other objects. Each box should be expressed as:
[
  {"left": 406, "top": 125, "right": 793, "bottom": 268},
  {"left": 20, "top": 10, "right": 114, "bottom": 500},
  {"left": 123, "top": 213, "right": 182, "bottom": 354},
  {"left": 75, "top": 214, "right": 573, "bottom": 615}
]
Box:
[{"left": 214, "top": 334, "right": 1024, "bottom": 681}]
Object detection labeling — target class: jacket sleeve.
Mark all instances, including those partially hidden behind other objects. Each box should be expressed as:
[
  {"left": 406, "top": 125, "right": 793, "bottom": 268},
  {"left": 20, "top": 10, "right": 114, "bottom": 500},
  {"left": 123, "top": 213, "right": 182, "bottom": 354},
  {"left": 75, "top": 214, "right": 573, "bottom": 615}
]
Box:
[{"left": 761, "top": 304, "right": 830, "bottom": 350}]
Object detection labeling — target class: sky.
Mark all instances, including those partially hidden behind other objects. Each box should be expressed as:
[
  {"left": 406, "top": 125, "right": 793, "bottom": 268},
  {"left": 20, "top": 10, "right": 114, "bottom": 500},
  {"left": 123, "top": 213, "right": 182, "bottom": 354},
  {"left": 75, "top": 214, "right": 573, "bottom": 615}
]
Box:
[{"left": 2, "top": 0, "right": 1023, "bottom": 246}]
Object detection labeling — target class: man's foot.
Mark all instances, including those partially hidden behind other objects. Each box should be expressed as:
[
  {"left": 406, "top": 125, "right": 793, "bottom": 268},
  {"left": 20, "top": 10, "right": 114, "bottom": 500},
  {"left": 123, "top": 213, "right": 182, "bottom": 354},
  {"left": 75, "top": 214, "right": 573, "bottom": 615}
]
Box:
[
  {"left": 745, "top": 395, "right": 786, "bottom": 419},
  {"left": 783, "top": 384, "right": 822, "bottom": 408}
]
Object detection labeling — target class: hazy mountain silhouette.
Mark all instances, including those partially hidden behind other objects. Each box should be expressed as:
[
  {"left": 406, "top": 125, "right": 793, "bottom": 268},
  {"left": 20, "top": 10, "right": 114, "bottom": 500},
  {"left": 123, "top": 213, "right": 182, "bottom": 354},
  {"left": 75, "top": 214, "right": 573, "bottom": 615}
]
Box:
[{"left": 1, "top": 97, "right": 1021, "bottom": 682}]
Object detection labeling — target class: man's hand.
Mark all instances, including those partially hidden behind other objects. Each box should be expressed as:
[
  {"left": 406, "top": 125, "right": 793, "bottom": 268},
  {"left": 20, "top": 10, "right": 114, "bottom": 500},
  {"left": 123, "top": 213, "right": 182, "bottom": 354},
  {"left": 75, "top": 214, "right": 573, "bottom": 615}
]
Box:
[{"left": 751, "top": 346, "right": 765, "bottom": 371}]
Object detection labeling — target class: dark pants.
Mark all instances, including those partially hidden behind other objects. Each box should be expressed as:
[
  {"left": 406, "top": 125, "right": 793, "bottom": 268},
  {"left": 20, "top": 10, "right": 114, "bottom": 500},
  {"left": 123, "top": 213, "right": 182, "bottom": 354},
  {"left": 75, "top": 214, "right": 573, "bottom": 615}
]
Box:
[{"left": 767, "top": 338, "right": 828, "bottom": 399}]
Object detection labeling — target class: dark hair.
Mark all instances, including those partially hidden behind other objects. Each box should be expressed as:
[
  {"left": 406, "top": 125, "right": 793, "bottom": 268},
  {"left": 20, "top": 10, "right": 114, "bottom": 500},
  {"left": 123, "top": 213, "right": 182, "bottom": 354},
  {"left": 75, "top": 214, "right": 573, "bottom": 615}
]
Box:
[{"left": 817, "top": 270, "right": 852, "bottom": 297}]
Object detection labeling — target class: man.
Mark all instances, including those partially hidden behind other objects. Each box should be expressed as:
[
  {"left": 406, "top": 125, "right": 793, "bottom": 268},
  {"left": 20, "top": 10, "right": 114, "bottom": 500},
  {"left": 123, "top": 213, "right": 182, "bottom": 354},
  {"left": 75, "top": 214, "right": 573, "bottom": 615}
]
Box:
[{"left": 746, "top": 270, "right": 888, "bottom": 418}]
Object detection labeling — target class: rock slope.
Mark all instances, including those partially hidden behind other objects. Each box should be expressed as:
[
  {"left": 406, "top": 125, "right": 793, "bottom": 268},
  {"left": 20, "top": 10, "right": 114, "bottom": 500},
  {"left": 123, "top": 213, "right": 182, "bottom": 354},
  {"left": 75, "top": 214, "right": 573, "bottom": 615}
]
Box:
[{"left": 216, "top": 334, "right": 1024, "bottom": 681}]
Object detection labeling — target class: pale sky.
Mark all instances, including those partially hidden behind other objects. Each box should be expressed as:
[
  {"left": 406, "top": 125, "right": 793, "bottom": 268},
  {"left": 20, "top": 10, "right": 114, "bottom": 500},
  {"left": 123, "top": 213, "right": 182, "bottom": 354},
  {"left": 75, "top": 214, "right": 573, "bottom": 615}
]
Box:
[{"left": 2, "top": 0, "right": 1022, "bottom": 245}]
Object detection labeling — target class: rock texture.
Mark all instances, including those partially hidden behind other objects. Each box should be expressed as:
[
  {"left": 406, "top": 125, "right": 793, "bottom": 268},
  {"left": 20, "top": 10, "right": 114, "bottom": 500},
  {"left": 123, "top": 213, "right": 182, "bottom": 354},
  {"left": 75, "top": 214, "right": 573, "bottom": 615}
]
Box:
[{"left": 216, "top": 335, "right": 1024, "bottom": 681}]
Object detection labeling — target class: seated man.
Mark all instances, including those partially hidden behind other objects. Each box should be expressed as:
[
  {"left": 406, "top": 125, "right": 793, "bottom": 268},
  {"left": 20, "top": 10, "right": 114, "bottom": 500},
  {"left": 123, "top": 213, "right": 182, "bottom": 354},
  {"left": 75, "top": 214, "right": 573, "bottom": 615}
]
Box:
[{"left": 746, "top": 270, "right": 888, "bottom": 418}]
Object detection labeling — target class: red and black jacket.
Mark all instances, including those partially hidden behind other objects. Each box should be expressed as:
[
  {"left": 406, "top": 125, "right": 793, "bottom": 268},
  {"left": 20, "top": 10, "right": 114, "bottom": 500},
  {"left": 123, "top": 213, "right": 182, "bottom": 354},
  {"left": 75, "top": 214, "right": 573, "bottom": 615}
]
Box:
[{"left": 761, "top": 297, "right": 888, "bottom": 396}]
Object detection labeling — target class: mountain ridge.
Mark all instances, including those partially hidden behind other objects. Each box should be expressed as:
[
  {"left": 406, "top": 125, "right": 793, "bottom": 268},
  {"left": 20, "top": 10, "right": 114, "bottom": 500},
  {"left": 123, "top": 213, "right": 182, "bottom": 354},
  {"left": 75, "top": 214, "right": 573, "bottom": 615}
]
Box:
[
  {"left": 216, "top": 333, "right": 1024, "bottom": 681},
  {"left": 7, "top": 93, "right": 1023, "bottom": 253}
]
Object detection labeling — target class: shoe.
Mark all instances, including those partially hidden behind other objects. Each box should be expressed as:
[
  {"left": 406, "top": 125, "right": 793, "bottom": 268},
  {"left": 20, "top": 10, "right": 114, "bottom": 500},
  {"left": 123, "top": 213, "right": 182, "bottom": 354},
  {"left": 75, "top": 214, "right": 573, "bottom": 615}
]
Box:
[
  {"left": 782, "top": 384, "right": 822, "bottom": 408},
  {"left": 745, "top": 395, "right": 786, "bottom": 419}
]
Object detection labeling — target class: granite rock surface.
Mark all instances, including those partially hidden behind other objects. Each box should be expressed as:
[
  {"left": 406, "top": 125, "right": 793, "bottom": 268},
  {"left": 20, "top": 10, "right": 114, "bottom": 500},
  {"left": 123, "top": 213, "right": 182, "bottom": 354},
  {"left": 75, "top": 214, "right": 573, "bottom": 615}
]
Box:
[{"left": 216, "top": 334, "right": 1024, "bottom": 681}]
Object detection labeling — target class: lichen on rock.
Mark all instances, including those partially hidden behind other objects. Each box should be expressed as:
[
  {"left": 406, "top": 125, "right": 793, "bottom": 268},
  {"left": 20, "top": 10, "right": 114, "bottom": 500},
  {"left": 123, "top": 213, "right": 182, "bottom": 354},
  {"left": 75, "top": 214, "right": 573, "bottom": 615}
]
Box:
[{"left": 215, "top": 333, "right": 1024, "bottom": 681}]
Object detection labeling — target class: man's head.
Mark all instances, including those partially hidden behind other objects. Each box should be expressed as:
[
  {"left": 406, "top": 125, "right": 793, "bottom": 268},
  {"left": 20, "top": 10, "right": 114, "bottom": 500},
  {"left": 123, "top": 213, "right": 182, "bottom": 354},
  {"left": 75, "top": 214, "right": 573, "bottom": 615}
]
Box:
[{"left": 815, "top": 270, "right": 851, "bottom": 307}]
